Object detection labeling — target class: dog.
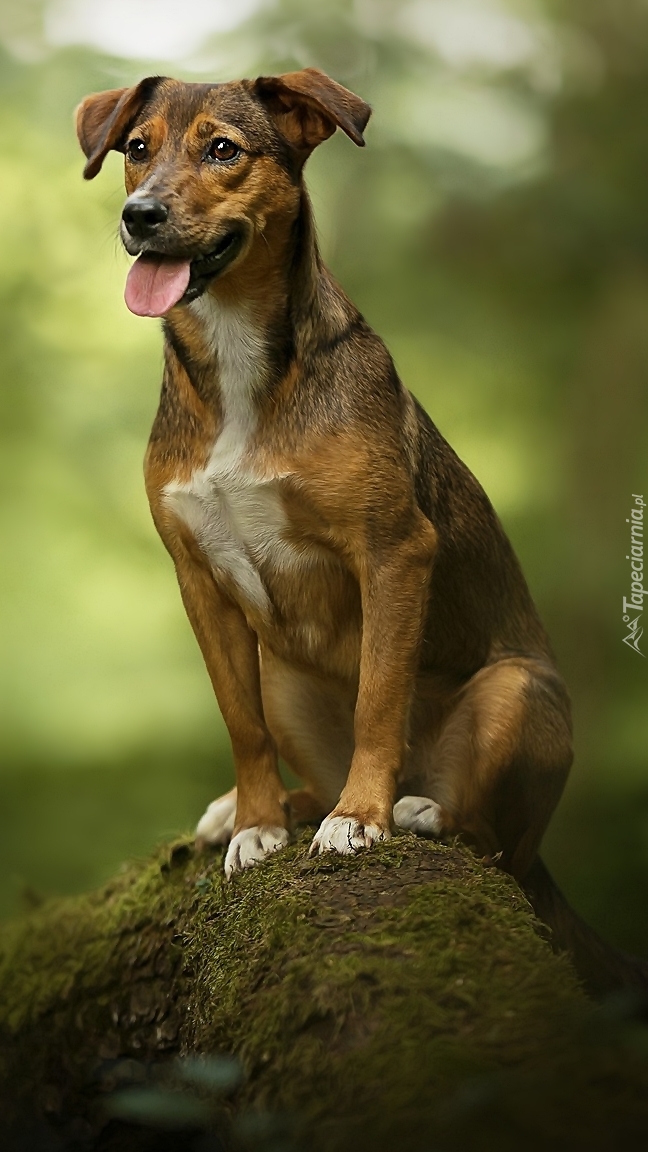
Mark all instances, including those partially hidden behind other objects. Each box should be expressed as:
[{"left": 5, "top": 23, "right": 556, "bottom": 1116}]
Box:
[{"left": 76, "top": 68, "right": 646, "bottom": 993}]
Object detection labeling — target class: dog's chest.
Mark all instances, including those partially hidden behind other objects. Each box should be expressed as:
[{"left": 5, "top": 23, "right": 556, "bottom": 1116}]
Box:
[
  {"left": 163, "top": 299, "right": 299, "bottom": 613},
  {"left": 165, "top": 436, "right": 296, "bottom": 613}
]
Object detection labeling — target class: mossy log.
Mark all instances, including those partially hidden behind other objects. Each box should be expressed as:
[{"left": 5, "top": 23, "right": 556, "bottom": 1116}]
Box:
[{"left": 1, "top": 833, "right": 648, "bottom": 1152}]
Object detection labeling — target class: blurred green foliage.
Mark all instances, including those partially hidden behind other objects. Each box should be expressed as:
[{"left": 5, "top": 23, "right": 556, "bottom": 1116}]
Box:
[{"left": 1, "top": 0, "right": 647, "bottom": 951}]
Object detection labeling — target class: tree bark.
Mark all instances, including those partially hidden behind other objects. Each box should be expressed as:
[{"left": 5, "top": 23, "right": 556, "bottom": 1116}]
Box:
[{"left": 1, "top": 833, "right": 647, "bottom": 1152}]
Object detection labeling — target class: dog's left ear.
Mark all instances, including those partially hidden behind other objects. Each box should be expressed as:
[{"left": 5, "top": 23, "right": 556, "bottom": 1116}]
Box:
[
  {"left": 76, "top": 76, "right": 164, "bottom": 179},
  {"left": 253, "top": 67, "right": 371, "bottom": 153}
]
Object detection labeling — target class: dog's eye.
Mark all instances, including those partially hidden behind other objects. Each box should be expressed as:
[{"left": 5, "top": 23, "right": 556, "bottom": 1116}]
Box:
[
  {"left": 206, "top": 138, "right": 240, "bottom": 163},
  {"left": 126, "top": 138, "right": 148, "bottom": 162}
]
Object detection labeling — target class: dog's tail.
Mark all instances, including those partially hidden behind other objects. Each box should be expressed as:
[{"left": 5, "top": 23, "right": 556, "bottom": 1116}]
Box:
[{"left": 522, "top": 856, "right": 648, "bottom": 997}]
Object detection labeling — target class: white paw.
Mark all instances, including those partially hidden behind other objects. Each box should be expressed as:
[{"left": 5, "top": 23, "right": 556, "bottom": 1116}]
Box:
[
  {"left": 224, "top": 826, "right": 290, "bottom": 879},
  {"left": 393, "top": 795, "right": 444, "bottom": 837},
  {"left": 195, "top": 790, "right": 236, "bottom": 847},
  {"left": 309, "top": 815, "right": 391, "bottom": 857}
]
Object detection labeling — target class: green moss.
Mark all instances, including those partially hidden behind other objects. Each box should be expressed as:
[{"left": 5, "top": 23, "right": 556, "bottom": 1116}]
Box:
[{"left": 1, "top": 833, "right": 648, "bottom": 1151}]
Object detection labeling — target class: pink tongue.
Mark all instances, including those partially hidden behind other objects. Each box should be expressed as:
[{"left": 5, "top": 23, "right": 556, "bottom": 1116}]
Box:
[{"left": 125, "top": 255, "right": 191, "bottom": 317}]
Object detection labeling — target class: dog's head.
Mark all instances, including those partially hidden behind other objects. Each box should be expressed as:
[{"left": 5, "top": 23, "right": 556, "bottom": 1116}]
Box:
[{"left": 76, "top": 70, "right": 371, "bottom": 316}]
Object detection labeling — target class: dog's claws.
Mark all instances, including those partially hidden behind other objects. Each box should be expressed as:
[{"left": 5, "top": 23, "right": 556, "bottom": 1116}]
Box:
[{"left": 309, "top": 815, "right": 390, "bottom": 857}]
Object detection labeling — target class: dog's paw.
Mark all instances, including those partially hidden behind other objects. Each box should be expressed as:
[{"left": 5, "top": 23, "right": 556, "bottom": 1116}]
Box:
[
  {"left": 393, "top": 795, "right": 444, "bottom": 837},
  {"left": 195, "top": 789, "right": 237, "bottom": 848},
  {"left": 309, "top": 815, "right": 391, "bottom": 857},
  {"left": 224, "top": 826, "right": 290, "bottom": 879}
]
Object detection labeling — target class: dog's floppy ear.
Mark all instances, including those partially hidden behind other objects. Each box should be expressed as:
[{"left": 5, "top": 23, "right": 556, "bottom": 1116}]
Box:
[
  {"left": 76, "top": 76, "right": 164, "bottom": 180},
  {"left": 253, "top": 67, "right": 371, "bottom": 153}
]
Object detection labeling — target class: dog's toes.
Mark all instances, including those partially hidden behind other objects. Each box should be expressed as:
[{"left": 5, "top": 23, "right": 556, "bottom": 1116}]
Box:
[
  {"left": 309, "top": 814, "right": 390, "bottom": 857},
  {"left": 195, "top": 789, "right": 237, "bottom": 849},
  {"left": 393, "top": 795, "right": 444, "bottom": 838},
  {"left": 224, "top": 826, "right": 290, "bottom": 878}
]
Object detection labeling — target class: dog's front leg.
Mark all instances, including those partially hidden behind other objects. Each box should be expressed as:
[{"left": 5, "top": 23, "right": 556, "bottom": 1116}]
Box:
[
  {"left": 310, "top": 518, "right": 437, "bottom": 856},
  {"left": 172, "top": 547, "right": 290, "bottom": 876}
]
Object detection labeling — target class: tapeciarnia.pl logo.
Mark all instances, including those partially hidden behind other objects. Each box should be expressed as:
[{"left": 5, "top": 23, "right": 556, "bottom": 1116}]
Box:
[{"left": 622, "top": 494, "right": 645, "bottom": 656}]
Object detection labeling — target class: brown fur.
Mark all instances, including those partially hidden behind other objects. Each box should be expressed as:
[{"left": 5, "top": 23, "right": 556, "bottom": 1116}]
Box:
[{"left": 76, "top": 69, "right": 573, "bottom": 883}]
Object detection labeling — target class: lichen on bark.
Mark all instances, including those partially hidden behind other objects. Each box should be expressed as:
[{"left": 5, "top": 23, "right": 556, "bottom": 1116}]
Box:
[{"left": 1, "top": 832, "right": 647, "bottom": 1151}]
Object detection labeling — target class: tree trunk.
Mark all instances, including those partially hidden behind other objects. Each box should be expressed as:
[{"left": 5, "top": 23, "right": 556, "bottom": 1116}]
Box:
[{"left": 1, "top": 833, "right": 647, "bottom": 1152}]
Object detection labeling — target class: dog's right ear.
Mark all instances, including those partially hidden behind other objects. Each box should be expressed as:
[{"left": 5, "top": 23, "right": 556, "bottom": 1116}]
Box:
[{"left": 76, "top": 77, "right": 163, "bottom": 180}]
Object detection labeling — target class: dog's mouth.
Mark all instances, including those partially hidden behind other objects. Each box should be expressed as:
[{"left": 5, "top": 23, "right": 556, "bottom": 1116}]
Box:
[{"left": 124, "top": 230, "right": 243, "bottom": 318}]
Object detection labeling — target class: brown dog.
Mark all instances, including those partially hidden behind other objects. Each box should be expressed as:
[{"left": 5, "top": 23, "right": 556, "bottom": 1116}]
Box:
[{"left": 75, "top": 69, "right": 574, "bottom": 889}]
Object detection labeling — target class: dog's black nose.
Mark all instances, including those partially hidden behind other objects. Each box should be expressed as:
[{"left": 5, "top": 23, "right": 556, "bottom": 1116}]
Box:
[{"left": 122, "top": 196, "right": 168, "bottom": 239}]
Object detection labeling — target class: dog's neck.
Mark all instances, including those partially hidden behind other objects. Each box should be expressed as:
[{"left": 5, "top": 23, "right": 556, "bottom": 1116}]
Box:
[
  {"left": 186, "top": 293, "right": 268, "bottom": 440},
  {"left": 162, "top": 190, "right": 352, "bottom": 427}
]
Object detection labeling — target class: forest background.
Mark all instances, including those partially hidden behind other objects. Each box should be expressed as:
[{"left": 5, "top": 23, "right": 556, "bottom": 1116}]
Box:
[{"left": 1, "top": 0, "right": 647, "bottom": 956}]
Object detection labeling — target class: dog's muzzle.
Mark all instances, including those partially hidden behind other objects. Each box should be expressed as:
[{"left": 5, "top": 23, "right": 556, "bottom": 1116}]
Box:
[{"left": 183, "top": 231, "right": 244, "bottom": 302}]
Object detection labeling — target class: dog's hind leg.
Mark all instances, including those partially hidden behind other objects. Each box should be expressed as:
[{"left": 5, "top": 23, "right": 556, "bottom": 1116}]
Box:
[
  {"left": 393, "top": 795, "right": 445, "bottom": 837},
  {"left": 401, "top": 657, "right": 573, "bottom": 880},
  {"left": 260, "top": 650, "right": 355, "bottom": 816},
  {"left": 196, "top": 783, "right": 326, "bottom": 849},
  {"left": 196, "top": 787, "right": 237, "bottom": 848}
]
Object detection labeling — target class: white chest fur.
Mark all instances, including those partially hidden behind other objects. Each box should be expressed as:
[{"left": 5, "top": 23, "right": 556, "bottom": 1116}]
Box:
[{"left": 163, "top": 297, "right": 295, "bottom": 613}]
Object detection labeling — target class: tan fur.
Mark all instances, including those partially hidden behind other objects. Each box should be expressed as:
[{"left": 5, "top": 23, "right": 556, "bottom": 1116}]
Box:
[{"left": 77, "top": 69, "right": 573, "bottom": 880}]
